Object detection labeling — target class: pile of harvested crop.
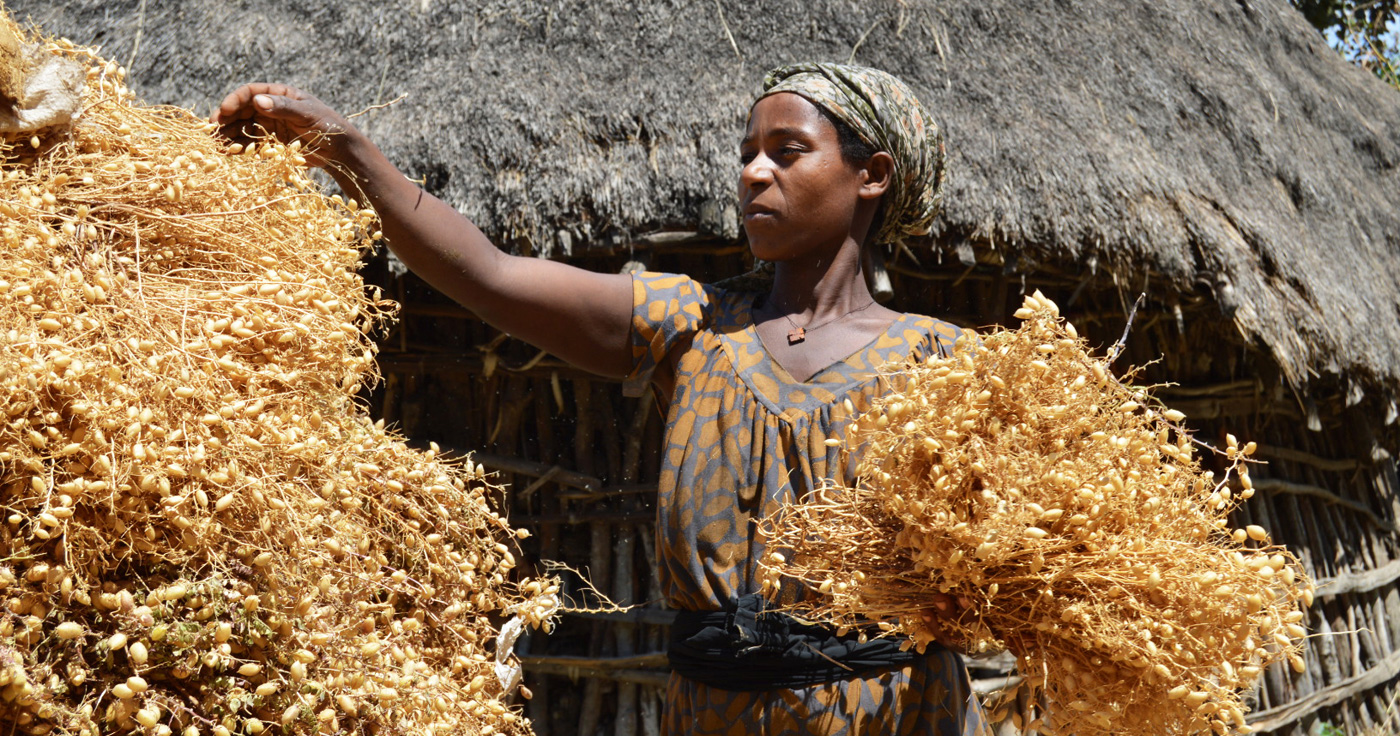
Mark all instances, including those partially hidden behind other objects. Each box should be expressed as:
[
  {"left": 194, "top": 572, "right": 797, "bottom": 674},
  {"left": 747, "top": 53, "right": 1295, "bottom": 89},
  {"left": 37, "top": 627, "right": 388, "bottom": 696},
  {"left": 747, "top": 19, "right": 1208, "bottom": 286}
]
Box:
[
  {"left": 758, "top": 292, "right": 1313, "bottom": 736},
  {"left": 0, "top": 13, "right": 555, "bottom": 736}
]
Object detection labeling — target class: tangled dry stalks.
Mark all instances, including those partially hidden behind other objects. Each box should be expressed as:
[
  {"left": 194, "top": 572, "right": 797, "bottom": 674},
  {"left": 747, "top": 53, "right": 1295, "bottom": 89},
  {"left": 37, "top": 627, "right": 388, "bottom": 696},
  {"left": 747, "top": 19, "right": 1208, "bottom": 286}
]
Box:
[
  {"left": 0, "top": 16, "right": 555, "bottom": 736},
  {"left": 759, "top": 292, "right": 1313, "bottom": 736}
]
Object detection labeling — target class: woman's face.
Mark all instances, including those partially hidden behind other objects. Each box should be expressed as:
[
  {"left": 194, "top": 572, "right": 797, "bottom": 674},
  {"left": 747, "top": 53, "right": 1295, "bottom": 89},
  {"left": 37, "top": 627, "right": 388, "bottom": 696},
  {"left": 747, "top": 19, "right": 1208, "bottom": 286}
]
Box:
[{"left": 739, "top": 93, "right": 870, "bottom": 262}]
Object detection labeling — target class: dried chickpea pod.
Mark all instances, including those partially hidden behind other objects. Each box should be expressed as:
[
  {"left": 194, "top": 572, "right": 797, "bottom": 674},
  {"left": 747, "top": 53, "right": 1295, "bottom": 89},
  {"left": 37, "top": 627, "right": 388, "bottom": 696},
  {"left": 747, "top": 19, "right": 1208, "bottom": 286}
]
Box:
[
  {"left": 759, "top": 290, "right": 1311, "bottom": 736},
  {"left": 0, "top": 14, "right": 555, "bottom": 736}
]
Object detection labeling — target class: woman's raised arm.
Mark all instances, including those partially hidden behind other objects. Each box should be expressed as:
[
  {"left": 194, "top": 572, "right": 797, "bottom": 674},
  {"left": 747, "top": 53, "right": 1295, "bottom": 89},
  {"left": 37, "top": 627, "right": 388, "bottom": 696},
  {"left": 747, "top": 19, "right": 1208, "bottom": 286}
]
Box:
[{"left": 212, "top": 84, "right": 635, "bottom": 379}]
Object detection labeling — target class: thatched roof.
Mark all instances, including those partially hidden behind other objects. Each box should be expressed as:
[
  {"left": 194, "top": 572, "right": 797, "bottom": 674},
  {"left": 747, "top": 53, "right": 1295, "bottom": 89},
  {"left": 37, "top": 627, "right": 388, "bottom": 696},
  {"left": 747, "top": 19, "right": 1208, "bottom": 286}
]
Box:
[{"left": 12, "top": 0, "right": 1400, "bottom": 401}]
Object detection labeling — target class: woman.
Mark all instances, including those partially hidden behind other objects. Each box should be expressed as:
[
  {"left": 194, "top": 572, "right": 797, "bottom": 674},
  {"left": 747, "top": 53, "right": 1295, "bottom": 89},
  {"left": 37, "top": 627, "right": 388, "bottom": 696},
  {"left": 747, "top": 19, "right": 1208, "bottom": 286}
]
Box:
[{"left": 215, "top": 62, "right": 985, "bottom": 736}]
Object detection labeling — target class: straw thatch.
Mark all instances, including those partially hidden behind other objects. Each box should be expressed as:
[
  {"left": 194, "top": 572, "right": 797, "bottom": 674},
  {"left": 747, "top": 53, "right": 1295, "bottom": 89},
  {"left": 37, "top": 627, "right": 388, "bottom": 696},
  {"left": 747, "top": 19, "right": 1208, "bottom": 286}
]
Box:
[{"left": 9, "top": 0, "right": 1400, "bottom": 408}]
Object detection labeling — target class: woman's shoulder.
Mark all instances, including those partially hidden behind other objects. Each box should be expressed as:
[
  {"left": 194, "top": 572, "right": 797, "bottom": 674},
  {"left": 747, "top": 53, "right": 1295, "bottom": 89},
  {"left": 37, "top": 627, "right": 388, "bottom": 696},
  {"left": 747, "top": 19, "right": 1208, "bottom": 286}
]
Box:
[
  {"left": 631, "top": 270, "right": 747, "bottom": 302},
  {"left": 632, "top": 271, "right": 756, "bottom": 322},
  {"left": 632, "top": 271, "right": 713, "bottom": 302},
  {"left": 892, "top": 312, "right": 974, "bottom": 358}
]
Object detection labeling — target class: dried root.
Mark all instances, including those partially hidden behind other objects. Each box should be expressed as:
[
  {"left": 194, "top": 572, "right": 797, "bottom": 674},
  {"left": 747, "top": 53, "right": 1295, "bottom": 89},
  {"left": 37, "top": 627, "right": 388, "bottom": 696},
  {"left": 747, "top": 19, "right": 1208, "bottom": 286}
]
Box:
[
  {"left": 759, "top": 291, "right": 1313, "bottom": 736},
  {"left": 0, "top": 16, "right": 555, "bottom": 736}
]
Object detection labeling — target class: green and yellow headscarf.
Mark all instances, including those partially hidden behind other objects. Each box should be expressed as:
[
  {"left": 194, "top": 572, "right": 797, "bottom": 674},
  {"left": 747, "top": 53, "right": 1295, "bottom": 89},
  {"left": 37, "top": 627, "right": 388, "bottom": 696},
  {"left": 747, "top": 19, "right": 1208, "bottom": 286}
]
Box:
[{"left": 759, "top": 62, "right": 946, "bottom": 248}]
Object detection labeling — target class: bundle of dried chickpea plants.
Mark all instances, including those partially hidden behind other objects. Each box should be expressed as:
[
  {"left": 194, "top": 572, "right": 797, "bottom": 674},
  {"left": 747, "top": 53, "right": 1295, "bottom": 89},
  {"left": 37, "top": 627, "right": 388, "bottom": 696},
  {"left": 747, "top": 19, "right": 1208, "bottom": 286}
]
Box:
[
  {"left": 758, "top": 291, "right": 1314, "bottom": 736},
  {"left": 0, "top": 14, "right": 558, "bottom": 736}
]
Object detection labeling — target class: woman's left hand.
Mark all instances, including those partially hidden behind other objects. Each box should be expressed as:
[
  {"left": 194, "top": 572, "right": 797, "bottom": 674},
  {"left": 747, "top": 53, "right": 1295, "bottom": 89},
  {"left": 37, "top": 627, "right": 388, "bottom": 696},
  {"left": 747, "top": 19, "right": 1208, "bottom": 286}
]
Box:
[{"left": 920, "top": 594, "right": 972, "bottom": 654}]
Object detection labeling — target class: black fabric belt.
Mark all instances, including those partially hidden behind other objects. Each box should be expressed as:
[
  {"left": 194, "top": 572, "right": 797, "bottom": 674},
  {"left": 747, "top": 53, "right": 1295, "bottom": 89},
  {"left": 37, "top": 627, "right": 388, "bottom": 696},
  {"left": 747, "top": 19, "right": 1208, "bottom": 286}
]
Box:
[{"left": 666, "top": 593, "right": 922, "bottom": 692}]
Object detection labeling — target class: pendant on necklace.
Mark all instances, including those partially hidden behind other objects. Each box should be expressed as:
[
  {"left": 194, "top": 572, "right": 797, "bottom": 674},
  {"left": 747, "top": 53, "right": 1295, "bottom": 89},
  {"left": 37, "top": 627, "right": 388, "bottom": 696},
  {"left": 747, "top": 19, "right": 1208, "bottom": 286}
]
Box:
[{"left": 787, "top": 327, "right": 806, "bottom": 345}]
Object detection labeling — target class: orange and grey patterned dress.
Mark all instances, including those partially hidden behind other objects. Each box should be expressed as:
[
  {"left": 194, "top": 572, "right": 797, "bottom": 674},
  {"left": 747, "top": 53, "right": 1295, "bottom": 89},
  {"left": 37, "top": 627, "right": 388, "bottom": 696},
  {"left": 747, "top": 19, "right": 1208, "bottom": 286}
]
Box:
[{"left": 624, "top": 272, "right": 987, "bottom": 736}]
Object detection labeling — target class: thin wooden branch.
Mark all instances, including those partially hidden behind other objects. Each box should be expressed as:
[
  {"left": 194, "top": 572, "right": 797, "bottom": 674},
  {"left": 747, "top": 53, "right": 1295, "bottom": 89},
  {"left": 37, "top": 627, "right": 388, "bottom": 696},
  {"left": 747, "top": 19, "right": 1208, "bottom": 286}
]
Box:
[
  {"left": 886, "top": 261, "right": 1046, "bottom": 285},
  {"left": 515, "top": 509, "right": 655, "bottom": 526},
  {"left": 400, "top": 303, "right": 478, "bottom": 319},
  {"left": 1165, "top": 395, "right": 1298, "bottom": 421},
  {"left": 565, "top": 608, "right": 678, "bottom": 626},
  {"left": 888, "top": 247, "right": 1190, "bottom": 290},
  {"left": 1156, "top": 380, "right": 1258, "bottom": 398},
  {"left": 522, "top": 653, "right": 670, "bottom": 688},
  {"left": 1108, "top": 293, "right": 1147, "bottom": 364},
  {"left": 1315, "top": 557, "right": 1400, "bottom": 600},
  {"left": 556, "top": 484, "right": 656, "bottom": 503},
  {"left": 522, "top": 661, "right": 670, "bottom": 688},
  {"left": 473, "top": 452, "right": 602, "bottom": 492},
  {"left": 1250, "top": 478, "right": 1398, "bottom": 533},
  {"left": 897, "top": 262, "right": 980, "bottom": 283},
  {"left": 1248, "top": 646, "right": 1400, "bottom": 732},
  {"left": 378, "top": 353, "right": 616, "bottom": 383},
  {"left": 622, "top": 390, "right": 655, "bottom": 484},
  {"left": 517, "top": 466, "right": 562, "bottom": 501},
  {"left": 521, "top": 652, "right": 668, "bottom": 670},
  {"left": 585, "top": 231, "right": 746, "bottom": 258},
  {"left": 613, "top": 519, "right": 640, "bottom": 736},
  {"left": 1253, "top": 444, "right": 1362, "bottom": 472}
]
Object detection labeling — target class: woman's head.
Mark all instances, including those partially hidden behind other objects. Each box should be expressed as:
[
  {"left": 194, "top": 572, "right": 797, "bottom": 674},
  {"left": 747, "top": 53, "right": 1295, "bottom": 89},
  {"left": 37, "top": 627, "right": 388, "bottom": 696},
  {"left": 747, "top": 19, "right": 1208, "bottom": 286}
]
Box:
[
  {"left": 740, "top": 63, "right": 945, "bottom": 259},
  {"left": 739, "top": 91, "right": 892, "bottom": 262}
]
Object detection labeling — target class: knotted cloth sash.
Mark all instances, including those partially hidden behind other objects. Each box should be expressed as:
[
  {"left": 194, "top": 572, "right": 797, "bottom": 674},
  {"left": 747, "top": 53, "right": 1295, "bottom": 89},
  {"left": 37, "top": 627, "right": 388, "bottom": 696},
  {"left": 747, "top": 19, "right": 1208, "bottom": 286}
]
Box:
[{"left": 667, "top": 593, "right": 921, "bottom": 691}]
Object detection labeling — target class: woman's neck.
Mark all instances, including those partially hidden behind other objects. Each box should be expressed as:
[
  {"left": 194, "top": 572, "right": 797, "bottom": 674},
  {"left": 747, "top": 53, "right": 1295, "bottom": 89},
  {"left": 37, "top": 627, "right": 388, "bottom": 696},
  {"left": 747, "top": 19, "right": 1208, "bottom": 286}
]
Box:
[{"left": 765, "top": 237, "right": 874, "bottom": 320}]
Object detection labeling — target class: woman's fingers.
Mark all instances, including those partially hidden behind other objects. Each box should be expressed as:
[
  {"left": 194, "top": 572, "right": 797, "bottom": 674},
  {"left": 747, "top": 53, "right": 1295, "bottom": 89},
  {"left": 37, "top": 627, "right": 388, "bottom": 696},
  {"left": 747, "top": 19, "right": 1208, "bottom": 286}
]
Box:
[
  {"left": 212, "top": 83, "right": 270, "bottom": 126},
  {"left": 922, "top": 615, "right": 960, "bottom": 650},
  {"left": 920, "top": 594, "right": 970, "bottom": 651},
  {"left": 212, "top": 86, "right": 285, "bottom": 144},
  {"left": 210, "top": 84, "right": 352, "bottom": 165},
  {"left": 250, "top": 93, "right": 321, "bottom": 132},
  {"left": 926, "top": 593, "right": 958, "bottom": 617},
  {"left": 212, "top": 83, "right": 298, "bottom": 123}
]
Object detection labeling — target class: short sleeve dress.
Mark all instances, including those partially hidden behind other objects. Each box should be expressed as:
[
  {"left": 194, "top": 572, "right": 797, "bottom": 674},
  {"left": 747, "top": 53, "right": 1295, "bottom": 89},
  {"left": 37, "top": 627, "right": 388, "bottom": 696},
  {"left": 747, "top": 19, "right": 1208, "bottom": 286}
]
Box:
[{"left": 625, "top": 272, "right": 987, "bottom": 736}]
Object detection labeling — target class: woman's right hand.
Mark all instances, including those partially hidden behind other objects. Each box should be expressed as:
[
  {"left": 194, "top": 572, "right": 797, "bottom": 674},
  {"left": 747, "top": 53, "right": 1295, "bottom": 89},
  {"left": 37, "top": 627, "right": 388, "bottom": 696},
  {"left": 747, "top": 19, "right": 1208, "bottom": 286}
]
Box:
[{"left": 211, "top": 84, "right": 357, "bottom": 168}]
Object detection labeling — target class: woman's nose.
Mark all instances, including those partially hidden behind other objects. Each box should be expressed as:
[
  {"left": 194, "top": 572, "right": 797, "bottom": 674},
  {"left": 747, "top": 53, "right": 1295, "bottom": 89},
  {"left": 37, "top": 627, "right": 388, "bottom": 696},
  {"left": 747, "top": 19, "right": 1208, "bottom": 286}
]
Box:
[{"left": 740, "top": 153, "right": 774, "bottom": 190}]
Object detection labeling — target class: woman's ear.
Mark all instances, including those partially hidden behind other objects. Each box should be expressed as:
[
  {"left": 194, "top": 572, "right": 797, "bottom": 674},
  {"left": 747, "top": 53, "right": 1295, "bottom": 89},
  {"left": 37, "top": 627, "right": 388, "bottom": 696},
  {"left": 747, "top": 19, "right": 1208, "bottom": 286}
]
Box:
[{"left": 859, "top": 151, "right": 894, "bottom": 201}]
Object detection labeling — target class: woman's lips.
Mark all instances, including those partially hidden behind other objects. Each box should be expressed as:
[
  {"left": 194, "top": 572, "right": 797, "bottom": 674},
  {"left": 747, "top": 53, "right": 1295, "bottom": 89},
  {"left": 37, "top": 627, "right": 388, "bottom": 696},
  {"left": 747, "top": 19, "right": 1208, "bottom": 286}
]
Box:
[{"left": 744, "top": 204, "right": 777, "bottom": 220}]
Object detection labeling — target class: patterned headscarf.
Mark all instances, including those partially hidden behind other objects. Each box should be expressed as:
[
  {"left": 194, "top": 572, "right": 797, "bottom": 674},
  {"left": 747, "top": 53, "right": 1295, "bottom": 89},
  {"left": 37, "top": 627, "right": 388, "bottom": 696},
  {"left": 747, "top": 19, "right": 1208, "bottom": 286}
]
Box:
[{"left": 759, "top": 62, "right": 946, "bottom": 248}]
